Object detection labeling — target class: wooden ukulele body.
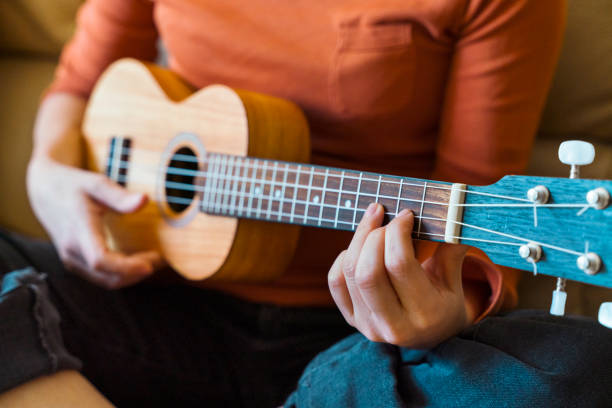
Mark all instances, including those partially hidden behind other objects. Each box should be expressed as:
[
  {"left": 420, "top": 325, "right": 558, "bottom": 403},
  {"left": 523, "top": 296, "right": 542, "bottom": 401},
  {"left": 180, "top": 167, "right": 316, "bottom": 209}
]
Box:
[{"left": 83, "top": 59, "right": 310, "bottom": 282}]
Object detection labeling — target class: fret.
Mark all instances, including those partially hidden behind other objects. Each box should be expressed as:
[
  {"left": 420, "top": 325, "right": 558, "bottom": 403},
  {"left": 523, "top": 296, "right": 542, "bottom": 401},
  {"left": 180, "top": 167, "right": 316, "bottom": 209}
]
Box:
[
  {"left": 336, "top": 171, "right": 358, "bottom": 228},
  {"left": 280, "top": 164, "right": 295, "bottom": 221},
  {"left": 209, "top": 155, "right": 218, "bottom": 212},
  {"left": 221, "top": 155, "right": 233, "bottom": 214},
  {"left": 317, "top": 169, "right": 329, "bottom": 226},
  {"left": 303, "top": 166, "right": 315, "bottom": 224},
  {"left": 232, "top": 157, "right": 242, "bottom": 215},
  {"left": 201, "top": 154, "right": 212, "bottom": 211},
  {"left": 266, "top": 161, "right": 278, "bottom": 219},
  {"left": 290, "top": 165, "right": 301, "bottom": 223},
  {"left": 229, "top": 157, "right": 240, "bottom": 216},
  {"left": 352, "top": 172, "right": 363, "bottom": 228},
  {"left": 216, "top": 155, "right": 228, "bottom": 213},
  {"left": 355, "top": 175, "right": 379, "bottom": 220},
  {"left": 308, "top": 170, "right": 326, "bottom": 222},
  {"left": 333, "top": 171, "right": 345, "bottom": 228},
  {"left": 238, "top": 158, "right": 249, "bottom": 216},
  {"left": 318, "top": 170, "right": 339, "bottom": 228},
  {"left": 295, "top": 168, "right": 310, "bottom": 222},
  {"left": 417, "top": 181, "right": 427, "bottom": 238},
  {"left": 278, "top": 163, "right": 289, "bottom": 221},
  {"left": 256, "top": 160, "right": 267, "bottom": 218},
  {"left": 210, "top": 154, "right": 222, "bottom": 213},
  {"left": 375, "top": 175, "right": 382, "bottom": 204},
  {"left": 395, "top": 178, "right": 403, "bottom": 216},
  {"left": 208, "top": 154, "right": 221, "bottom": 212},
  {"left": 247, "top": 159, "right": 257, "bottom": 217}
]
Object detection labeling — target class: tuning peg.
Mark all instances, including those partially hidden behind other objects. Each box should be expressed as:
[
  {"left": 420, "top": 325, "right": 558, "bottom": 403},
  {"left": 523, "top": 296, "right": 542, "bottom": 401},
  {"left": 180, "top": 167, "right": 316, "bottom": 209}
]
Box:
[
  {"left": 558, "top": 140, "right": 595, "bottom": 179},
  {"left": 550, "top": 140, "right": 597, "bottom": 317},
  {"left": 599, "top": 302, "right": 612, "bottom": 329}
]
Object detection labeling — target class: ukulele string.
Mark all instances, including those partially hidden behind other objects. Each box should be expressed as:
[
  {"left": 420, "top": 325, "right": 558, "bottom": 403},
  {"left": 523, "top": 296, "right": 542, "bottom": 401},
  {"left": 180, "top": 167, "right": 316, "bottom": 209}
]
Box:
[
  {"left": 151, "top": 191, "right": 529, "bottom": 249},
  {"left": 108, "top": 156, "right": 594, "bottom": 210},
  {"left": 115, "top": 167, "right": 586, "bottom": 257},
  {"left": 159, "top": 192, "right": 585, "bottom": 256},
  {"left": 118, "top": 147, "right": 534, "bottom": 202}
]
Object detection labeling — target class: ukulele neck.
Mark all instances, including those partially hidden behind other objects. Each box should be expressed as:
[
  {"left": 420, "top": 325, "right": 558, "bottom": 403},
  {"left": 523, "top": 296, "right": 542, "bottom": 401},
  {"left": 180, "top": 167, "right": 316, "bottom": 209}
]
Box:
[{"left": 198, "top": 152, "right": 459, "bottom": 242}]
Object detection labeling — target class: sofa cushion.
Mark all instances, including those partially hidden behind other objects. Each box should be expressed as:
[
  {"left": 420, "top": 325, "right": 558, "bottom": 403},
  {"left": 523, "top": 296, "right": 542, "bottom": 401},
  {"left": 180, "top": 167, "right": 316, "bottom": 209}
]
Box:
[
  {"left": 0, "top": 0, "right": 82, "bottom": 56},
  {"left": 0, "top": 57, "right": 56, "bottom": 237},
  {"left": 537, "top": 0, "right": 612, "bottom": 145}
]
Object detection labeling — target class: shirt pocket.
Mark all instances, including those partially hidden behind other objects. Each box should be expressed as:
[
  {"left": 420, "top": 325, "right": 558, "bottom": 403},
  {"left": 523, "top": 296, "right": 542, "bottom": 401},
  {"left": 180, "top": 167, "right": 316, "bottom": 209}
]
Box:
[{"left": 329, "top": 18, "right": 416, "bottom": 119}]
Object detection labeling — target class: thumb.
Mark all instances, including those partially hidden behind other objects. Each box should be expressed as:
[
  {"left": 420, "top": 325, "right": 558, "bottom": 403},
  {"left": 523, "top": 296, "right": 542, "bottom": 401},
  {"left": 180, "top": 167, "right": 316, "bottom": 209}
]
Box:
[
  {"left": 84, "top": 174, "right": 147, "bottom": 213},
  {"left": 428, "top": 243, "right": 469, "bottom": 292}
]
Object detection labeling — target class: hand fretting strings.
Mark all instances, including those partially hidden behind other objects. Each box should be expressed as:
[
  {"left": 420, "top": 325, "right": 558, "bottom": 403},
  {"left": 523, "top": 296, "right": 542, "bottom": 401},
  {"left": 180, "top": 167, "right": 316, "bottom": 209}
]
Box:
[{"left": 108, "top": 148, "right": 594, "bottom": 258}]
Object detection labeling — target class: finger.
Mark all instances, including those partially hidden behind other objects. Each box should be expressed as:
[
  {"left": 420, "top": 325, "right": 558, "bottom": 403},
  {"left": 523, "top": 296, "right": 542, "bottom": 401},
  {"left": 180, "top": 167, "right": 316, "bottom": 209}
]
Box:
[
  {"left": 355, "top": 228, "right": 403, "bottom": 323},
  {"left": 63, "top": 248, "right": 124, "bottom": 289},
  {"left": 425, "top": 243, "right": 469, "bottom": 292},
  {"left": 343, "top": 203, "right": 384, "bottom": 284},
  {"left": 343, "top": 203, "right": 384, "bottom": 325},
  {"left": 82, "top": 173, "right": 147, "bottom": 214},
  {"left": 79, "top": 200, "right": 156, "bottom": 279},
  {"left": 64, "top": 249, "right": 155, "bottom": 289},
  {"left": 328, "top": 251, "right": 355, "bottom": 326},
  {"left": 384, "top": 210, "right": 433, "bottom": 301}
]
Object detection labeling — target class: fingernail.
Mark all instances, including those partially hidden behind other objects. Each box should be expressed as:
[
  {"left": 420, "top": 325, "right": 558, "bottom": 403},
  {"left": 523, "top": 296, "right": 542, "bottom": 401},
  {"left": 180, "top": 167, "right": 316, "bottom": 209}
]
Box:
[
  {"left": 398, "top": 209, "right": 412, "bottom": 218},
  {"left": 128, "top": 193, "right": 146, "bottom": 207},
  {"left": 366, "top": 203, "right": 377, "bottom": 216}
]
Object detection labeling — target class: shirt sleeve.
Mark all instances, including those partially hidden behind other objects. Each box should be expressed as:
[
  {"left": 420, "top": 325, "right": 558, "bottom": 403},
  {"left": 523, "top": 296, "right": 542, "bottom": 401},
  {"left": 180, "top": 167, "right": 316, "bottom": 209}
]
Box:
[
  {"left": 432, "top": 0, "right": 566, "bottom": 320},
  {"left": 46, "top": 0, "right": 158, "bottom": 98},
  {"left": 433, "top": 0, "right": 566, "bottom": 184}
]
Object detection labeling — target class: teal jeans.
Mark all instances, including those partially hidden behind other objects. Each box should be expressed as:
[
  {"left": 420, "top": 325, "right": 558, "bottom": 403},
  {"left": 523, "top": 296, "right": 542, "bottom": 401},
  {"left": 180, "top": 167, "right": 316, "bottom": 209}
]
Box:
[{"left": 285, "top": 310, "right": 612, "bottom": 407}]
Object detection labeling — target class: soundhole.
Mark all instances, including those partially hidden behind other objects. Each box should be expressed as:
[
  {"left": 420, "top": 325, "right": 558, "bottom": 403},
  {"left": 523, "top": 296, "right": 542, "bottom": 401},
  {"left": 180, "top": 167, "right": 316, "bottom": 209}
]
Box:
[{"left": 165, "top": 146, "right": 199, "bottom": 213}]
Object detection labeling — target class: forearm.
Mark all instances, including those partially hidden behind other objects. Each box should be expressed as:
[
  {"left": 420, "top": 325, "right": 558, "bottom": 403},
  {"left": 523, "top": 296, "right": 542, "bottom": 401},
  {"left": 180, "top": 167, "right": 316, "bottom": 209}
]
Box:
[{"left": 31, "top": 93, "right": 87, "bottom": 167}]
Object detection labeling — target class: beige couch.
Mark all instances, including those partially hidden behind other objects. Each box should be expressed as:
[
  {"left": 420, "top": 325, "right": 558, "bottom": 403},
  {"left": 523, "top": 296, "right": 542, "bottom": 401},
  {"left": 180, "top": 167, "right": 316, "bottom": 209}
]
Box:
[{"left": 1, "top": 0, "right": 610, "bottom": 316}]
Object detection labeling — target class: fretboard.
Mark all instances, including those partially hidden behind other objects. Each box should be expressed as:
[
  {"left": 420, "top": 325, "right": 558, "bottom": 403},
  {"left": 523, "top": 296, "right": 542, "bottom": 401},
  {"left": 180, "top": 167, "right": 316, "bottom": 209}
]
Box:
[{"left": 196, "top": 153, "right": 452, "bottom": 241}]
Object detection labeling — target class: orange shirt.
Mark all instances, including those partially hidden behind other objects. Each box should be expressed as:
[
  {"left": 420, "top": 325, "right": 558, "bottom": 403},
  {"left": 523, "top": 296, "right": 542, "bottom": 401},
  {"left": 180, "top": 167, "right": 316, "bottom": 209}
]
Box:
[{"left": 48, "top": 0, "right": 565, "bottom": 317}]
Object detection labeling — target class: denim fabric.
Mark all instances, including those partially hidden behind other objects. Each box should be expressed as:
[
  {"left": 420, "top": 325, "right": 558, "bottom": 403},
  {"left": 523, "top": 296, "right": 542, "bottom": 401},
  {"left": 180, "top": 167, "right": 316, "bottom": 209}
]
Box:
[
  {"left": 0, "top": 233, "right": 82, "bottom": 393},
  {"left": 0, "top": 229, "right": 354, "bottom": 407},
  {"left": 3, "top": 228, "right": 612, "bottom": 407},
  {"left": 285, "top": 310, "right": 612, "bottom": 407}
]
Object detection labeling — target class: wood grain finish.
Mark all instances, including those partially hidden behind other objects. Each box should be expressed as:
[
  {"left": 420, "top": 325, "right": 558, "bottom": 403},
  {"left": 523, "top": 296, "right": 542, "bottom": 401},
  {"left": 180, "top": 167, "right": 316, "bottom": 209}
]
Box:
[{"left": 84, "top": 59, "right": 307, "bottom": 282}]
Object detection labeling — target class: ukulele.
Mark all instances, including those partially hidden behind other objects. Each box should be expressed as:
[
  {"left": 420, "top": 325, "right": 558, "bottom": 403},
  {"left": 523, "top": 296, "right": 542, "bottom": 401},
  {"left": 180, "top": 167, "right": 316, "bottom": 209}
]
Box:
[{"left": 82, "top": 59, "right": 612, "bottom": 292}]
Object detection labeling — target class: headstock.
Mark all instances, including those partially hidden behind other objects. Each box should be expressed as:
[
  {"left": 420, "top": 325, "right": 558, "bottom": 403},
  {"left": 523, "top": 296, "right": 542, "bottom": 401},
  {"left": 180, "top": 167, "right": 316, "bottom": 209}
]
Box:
[
  {"left": 463, "top": 175, "right": 611, "bottom": 287},
  {"left": 459, "top": 140, "right": 610, "bottom": 326}
]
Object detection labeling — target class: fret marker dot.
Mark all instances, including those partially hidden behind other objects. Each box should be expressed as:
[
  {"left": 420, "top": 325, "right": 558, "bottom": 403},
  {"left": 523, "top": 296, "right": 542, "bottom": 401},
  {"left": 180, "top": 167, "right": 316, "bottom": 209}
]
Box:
[
  {"left": 254, "top": 186, "right": 261, "bottom": 195},
  {"left": 274, "top": 189, "right": 281, "bottom": 198},
  {"left": 313, "top": 195, "right": 320, "bottom": 204},
  {"left": 345, "top": 200, "right": 352, "bottom": 208}
]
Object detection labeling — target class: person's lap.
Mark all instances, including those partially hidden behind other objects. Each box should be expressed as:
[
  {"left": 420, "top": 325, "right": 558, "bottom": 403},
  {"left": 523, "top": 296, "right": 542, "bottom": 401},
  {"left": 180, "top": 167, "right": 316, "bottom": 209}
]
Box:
[
  {"left": 2, "top": 229, "right": 611, "bottom": 407},
  {"left": 0, "top": 229, "right": 353, "bottom": 407},
  {"left": 285, "top": 310, "right": 612, "bottom": 407}
]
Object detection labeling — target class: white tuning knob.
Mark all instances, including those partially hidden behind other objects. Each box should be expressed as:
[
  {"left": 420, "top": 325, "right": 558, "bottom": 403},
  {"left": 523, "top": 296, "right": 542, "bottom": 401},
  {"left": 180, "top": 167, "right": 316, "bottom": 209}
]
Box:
[
  {"left": 559, "top": 140, "right": 595, "bottom": 180},
  {"left": 558, "top": 140, "right": 595, "bottom": 166},
  {"left": 559, "top": 140, "right": 595, "bottom": 166},
  {"left": 599, "top": 302, "right": 612, "bottom": 329}
]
